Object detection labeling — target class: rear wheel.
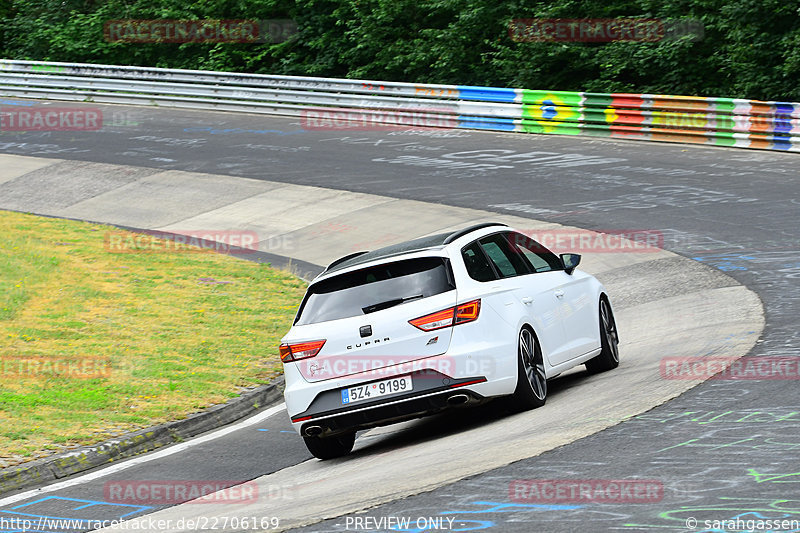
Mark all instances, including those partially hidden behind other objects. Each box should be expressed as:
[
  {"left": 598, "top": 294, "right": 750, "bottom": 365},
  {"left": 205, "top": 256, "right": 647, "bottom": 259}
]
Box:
[
  {"left": 511, "top": 327, "right": 547, "bottom": 410},
  {"left": 585, "top": 298, "right": 619, "bottom": 374},
  {"left": 303, "top": 431, "right": 356, "bottom": 460}
]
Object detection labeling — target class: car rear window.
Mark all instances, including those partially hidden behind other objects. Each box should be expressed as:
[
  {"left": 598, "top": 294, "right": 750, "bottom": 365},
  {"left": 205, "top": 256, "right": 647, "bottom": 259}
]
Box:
[{"left": 295, "top": 257, "right": 455, "bottom": 325}]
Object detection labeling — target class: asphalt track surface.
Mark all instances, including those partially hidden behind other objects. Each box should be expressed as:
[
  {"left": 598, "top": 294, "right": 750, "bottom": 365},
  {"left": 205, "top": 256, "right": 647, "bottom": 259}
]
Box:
[{"left": 1, "top": 102, "right": 798, "bottom": 532}]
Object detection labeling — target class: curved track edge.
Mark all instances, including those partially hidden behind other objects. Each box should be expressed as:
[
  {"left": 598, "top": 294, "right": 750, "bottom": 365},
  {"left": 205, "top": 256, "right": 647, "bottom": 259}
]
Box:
[{"left": 0, "top": 154, "right": 764, "bottom": 531}]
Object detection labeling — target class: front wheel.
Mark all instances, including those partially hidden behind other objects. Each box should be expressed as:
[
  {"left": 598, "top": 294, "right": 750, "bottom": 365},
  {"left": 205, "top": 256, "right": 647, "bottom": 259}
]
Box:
[
  {"left": 303, "top": 431, "right": 355, "bottom": 460},
  {"left": 585, "top": 298, "right": 619, "bottom": 374},
  {"left": 511, "top": 327, "right": 547, "bottom": 410}
]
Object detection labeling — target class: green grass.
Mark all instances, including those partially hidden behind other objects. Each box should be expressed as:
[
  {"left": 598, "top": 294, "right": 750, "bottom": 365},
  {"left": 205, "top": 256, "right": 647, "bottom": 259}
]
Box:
[{"left": 0, "top": 210, "right": 306, "bottom": 460}]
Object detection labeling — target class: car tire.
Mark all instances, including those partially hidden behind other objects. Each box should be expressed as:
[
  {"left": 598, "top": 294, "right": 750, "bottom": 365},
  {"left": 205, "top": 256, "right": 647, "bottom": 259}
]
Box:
[
  {"left": 585, "top": 298, "right": 620, "bottom": 374},
  {"left": 511, "top": 326, "right": 547, "bottom": 410},
  {"left": 303, "top": 431, "right": 356, "bottom": 460}
]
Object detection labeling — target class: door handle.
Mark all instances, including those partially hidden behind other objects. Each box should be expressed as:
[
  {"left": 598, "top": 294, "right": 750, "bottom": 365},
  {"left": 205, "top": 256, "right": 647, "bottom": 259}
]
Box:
[
  {"left": 554, "top": 289, "right": 565, "bottom": 298},
  {"left": 521, "top": 297, "right": 533, "bottom": 305}
]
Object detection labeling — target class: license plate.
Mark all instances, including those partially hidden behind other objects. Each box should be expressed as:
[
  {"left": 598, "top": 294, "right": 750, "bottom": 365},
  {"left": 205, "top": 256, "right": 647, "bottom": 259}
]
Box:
[{"left": 341, "top": 375, "right": 412, "bottom": 405}]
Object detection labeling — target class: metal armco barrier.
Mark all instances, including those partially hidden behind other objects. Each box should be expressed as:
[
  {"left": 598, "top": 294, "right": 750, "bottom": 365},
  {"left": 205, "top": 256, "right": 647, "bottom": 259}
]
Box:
[{"left": 1, "top": 59, "right": 798, "bottom": 151}]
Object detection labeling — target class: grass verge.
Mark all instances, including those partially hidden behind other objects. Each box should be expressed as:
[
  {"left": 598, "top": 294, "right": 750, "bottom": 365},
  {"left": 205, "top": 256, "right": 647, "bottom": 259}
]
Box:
[{"left": 0, "top": 210, "right": 306, "bottom": 464}]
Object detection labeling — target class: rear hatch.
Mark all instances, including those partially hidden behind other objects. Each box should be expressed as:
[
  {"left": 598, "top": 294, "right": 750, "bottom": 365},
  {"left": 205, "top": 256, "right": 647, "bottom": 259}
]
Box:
[{"left": 286, "top": 256, "right": 458, "bottom": 382}]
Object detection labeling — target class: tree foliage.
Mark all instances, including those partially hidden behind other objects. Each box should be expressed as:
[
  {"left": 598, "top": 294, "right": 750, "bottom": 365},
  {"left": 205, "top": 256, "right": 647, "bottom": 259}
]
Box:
[{"left": 1, "top": 0, "right": 798, "bottom": 100}]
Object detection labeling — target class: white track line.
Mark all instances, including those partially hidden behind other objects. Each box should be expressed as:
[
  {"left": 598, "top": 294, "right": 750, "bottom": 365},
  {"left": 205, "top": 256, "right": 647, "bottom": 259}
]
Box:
[{"left": 0, "top": 402, "right": 286, "bottom": 508}]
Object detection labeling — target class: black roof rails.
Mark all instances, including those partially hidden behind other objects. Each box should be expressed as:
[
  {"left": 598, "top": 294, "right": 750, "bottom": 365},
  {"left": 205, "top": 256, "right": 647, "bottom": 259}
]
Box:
[
  {"left": 325, "top": 251, "right": 369, "bottom": 272},
  {"left": 443, "top": 222, "right": 508, "bottom": 244}
]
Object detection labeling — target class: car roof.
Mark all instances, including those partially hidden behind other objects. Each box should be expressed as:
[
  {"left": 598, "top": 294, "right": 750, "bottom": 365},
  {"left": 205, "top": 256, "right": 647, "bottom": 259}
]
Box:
[{"left": 323, "top": 222, "right": 508, "bottom": 275}]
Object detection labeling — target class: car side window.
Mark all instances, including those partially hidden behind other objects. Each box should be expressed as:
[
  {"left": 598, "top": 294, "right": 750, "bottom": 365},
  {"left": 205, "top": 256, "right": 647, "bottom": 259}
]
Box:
[
  {"left": 461, "top": 242, "right": 496, "bottom": 282},
  {"left": 478, "top": 233, "right": 531, "bottom": 278},
  {"left": 506, "top": 232, "right": 563, "bottom": 273}
]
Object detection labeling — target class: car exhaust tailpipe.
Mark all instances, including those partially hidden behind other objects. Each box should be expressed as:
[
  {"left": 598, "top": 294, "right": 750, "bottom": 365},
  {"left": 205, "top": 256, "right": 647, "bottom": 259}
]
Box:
[
  {"left": 447, "top": 393, "right": 469, "bottom": 406},
  {"left": 304, "top": 425, "right": 323, "bottom": 437}
]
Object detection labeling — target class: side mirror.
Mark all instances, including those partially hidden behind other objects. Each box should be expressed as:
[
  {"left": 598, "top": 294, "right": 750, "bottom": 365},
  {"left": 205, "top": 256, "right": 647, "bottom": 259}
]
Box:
[{"left": 560, "top": 253, "right": 581, "bottom": 275}]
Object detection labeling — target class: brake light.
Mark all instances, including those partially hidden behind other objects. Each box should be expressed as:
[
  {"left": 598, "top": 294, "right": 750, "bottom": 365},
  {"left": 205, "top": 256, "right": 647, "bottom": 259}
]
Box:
[
  {"left": 455, "top": 299, "right": 481, "bottom": 324},
  {"left": 409, "top": 299, "right": 481, "bottom": 331},
  {"left": 279, "top": 340, "right": 326, "bottom": 362}
]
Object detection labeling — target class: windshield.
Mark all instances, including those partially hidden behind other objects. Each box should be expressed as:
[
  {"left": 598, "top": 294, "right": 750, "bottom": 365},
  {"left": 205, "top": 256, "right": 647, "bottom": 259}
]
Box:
[{"left": 295, "top": 257, "right": 455, "bottom": 325}]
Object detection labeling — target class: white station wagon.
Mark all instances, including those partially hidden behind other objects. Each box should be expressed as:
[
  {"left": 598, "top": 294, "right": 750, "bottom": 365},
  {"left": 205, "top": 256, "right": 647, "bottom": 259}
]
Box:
[{"left": 279, "top": 223, "right": 619, "bottom": 459}]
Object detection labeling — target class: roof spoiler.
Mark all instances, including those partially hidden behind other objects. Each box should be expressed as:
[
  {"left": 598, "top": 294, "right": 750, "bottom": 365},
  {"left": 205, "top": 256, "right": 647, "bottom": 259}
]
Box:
[
  {"left": 325, "top": 250, "right": 369, "bottom": 272},
  {"left": 443, "top": 222, "right": 508, "bottom": 244}
]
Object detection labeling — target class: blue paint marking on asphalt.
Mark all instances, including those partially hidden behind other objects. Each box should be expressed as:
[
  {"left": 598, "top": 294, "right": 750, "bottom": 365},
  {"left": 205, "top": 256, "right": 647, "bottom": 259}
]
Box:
[
  {"left": 391, "top": 519, "right": 494, "bottom": 532},
  {"left": 0, "top": 523, "right": 62, "bottom": 533},
  {"left": 693, "top": 253, "right": 755, "bottom": 271},
  {"left": 383, "top": 501, "right": 584, "bottom": 532},
  {"left": 441, "top": 501, "right": 584, "bottom": 514},
  {"left": 0, "top": 495, "right": 153, "bottom": 532},
  {"left": 258, "top": 428, "right": 270, "bottom": 431},
  {"left": 3, "top": 510, "right": 97, "bottom": 523},
  {"left": 12, "top": 495, "right": 151, "bottom": 517},
  {"left": 0, "top": 100, "right": 36, "bottom": 106},
  {"left": 382, "top": 501, "right": 586, "bottom": 533}
]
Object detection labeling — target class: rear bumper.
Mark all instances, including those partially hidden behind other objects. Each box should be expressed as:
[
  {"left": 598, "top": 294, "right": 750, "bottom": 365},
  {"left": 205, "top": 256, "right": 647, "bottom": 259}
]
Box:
[
  {"left": 283, "top": 322, "right": 519, "bottom": 434},
  {"left": 292, "top": 371, "right": 488, "bottom": 437},
  {"left": 285, "top": 338, "right": 516, "bottom": 411}
]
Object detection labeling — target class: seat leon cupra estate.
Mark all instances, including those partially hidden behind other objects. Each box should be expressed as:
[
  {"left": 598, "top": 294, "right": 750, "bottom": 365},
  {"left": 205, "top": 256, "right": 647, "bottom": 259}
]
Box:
[{"left": 279, "top": 223, "right": 619, "bottom": 459}]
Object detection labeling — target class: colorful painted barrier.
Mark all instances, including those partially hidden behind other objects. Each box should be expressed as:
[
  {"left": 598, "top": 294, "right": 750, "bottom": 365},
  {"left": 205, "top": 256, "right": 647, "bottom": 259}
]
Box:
[
  {"left": 519, "top": 90, "right": 800, "bottom": 151},
  {"left": 1, "top": 60, "right": 798, "bottom": 151}
]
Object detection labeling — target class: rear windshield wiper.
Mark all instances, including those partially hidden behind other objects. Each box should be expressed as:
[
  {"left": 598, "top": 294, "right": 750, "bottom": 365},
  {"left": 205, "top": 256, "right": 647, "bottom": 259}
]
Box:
[{"left": 362, "top": 294, "right": 424, "bottom": 314}]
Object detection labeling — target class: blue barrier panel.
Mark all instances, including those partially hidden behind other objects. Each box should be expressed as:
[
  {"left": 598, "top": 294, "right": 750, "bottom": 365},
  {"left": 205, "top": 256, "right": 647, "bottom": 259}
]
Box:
[
  {"left": 771, "top": 136, "right": 794, "bottom": 150},
  {"left": 457, "top": 86, "right": 517, "bottom": 103},
  {"left": 773, "top": 103, "right": 797, "bottom": 135},
  {"left": 458, "top": 116, "right": 517, "bottom": 131}
]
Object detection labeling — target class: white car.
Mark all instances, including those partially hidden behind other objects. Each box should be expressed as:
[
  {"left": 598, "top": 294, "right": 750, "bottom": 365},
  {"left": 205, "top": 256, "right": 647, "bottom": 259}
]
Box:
[{"left": 279, "top": 223, "right": 619, "bottom": 459}]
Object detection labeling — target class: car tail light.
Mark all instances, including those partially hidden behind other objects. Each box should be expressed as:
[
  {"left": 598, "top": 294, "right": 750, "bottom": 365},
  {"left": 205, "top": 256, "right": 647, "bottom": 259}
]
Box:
[
  {"left": 279, "top": 340, "right": 326, "bottom": 362},
  {"left": 455, "top": 299, "right": 480, "bottom": 324},
  {"left": 409, "top": 299, "right": 481, "bottom": 331}
]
